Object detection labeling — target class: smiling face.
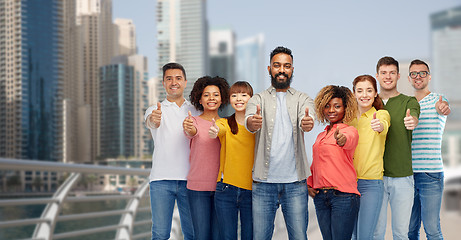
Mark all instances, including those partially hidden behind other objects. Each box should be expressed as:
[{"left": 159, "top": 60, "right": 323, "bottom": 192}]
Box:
[
  {"left": 229, "top": 92, "right": 251, "bottom": 113},
  {"left": 376, "top": 64, "right": 400, "bottom": 91},
  {"left": 163, "top": 69, "right": 186, "bottom": 101},
  {"left": 324, "top": 97, "right": 345, "bottom": 124},
  {"left": 354, "top": 80, "right": 377, "bottom": 112},
  {"left": 408, "top": 64, "right": 431, "bottom": 91},
  {"left": 268, "top": 53, "right": 293, "bottom": 90},
  {"left": 199, "top": 85, "right": 222, "bottom": 112}
]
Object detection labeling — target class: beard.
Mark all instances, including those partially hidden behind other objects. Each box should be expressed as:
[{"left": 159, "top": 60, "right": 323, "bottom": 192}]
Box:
[{"left": 271, "top": 72, "right": 292, "bottom": 89}]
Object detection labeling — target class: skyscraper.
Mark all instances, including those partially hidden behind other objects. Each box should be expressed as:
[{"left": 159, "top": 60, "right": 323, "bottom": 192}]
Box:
[
  {"left": 236, "top": 34, "right": 266, "bottom": 93},
  {"left": 156, "top": 0, "right": 208, "bottom": 101},
  {"left": 0, "top": 0, "right": 63, "bottom": 161},
  {"left": 114, "top": 18, "right": 137, "bottom": 56}
]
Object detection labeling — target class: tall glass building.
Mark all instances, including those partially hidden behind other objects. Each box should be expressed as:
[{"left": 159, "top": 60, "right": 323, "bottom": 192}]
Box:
[
  {"left": 236, "top": 34, "right": 266, "bottom": 94},
  {"left": 99, "top": 63, "right": 134, "bottom": 158},
  {"left": 0, "top": 0, "right": 63, "bottom": 161},
  {"left": 156, "top": 0, "right": 208, "bottom": 101}
]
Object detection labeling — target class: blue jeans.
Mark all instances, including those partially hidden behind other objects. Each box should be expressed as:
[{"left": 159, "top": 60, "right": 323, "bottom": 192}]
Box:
[
  {"left": 408, "top": 172, "right": 444, "bottom": 240},
  {"left": 313, "top": 189, "right": 360, "bottom": 240},
  {"left": 187, "top": 189, "right": 220, "bottom": 240},
  {"left": 149, "top": 180, "right": 194, "bottom": 240},
  {"left": 374, "top": 176, "right": 414, "bottom": 240},
  {"left": 352, "top": 179, "right": 384, "bottom": 240},
  {"left": 252, "top": 180, "right": 308, "bottom": 240},
  {"left": 215, "top": 181, "right": 253, "bottom": 240}
]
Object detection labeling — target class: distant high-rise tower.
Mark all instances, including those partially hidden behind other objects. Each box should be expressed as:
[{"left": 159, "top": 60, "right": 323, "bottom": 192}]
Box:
[
  {"left": 0, "top": 0, "right": 63, "bottom": 161},
  {"left": 114, "top": 18, "right": 137, "bottom": 56},
  {"left": 156, "top": 0, "right": 208, "bottom": 101},
  {"left": 236, "top": 34, "right": 266, "bottom": 93},
  {"left": 76, "top": 0, "right": 115, "bottom": 161},
  {"left": 431, "top": 6, "right": 461, "bottom": 103}
]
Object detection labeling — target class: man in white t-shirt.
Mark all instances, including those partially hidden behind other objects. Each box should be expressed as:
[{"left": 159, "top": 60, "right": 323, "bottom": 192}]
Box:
[{"left": 144, "top": 62, "right": 199, "bottom": 240}]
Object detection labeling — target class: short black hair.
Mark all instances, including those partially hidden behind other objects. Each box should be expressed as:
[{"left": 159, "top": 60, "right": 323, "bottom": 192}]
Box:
[
  {"left": 376, "top": 56, "right": 399, "bottom": 73},
  {"left": 270, "top": 46, "right": 293, "bottom": 62},
  {"left": 162, "top": 62, "right": 186, "bottom": 80}
]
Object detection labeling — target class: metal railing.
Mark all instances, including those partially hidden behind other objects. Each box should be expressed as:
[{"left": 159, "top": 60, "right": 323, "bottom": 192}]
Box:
[{"left": 0, "top": 158, "right": 152, "bottom": 240}]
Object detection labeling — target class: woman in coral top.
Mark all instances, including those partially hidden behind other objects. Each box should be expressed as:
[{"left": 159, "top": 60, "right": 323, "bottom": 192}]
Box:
[
  {"left": 183, "top": 76, "right": 229, "bottom": 240},
  {"left": 307, "top": 85, "right": 360, "bottom": 240},
  {"left": 208, "top": 81, "right": 255, "bottom": 240},
  {"left": 350, "top": 75, "right": 390, "bottom": 240}
]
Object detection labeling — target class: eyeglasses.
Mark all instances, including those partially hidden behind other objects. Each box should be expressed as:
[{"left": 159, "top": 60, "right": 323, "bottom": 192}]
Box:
[{"left": 409, "top": 71, "right": 429, "bottom": 79}]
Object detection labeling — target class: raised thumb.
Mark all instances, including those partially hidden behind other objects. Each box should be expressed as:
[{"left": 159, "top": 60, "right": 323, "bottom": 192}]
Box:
[
  {"left": 373, "top": 112, "right": 377, "bottom": 120},
  {"left": 406, "top": 109, "right": 411, "bottom": 117},
  {"left": 157, "top": 102, "right": 161, "bottom": 111},
  {"left": 256, "top": 104, "right": 261, "bottom": 115},
  {"left": 188, "top": 111, "right": 192, "bottom": 118},
  {"left": 438, "top": 95, "right": 443, "bottom": 103},
  {"left": 305, "top": 107, "right": 309, "bottom": 117}
]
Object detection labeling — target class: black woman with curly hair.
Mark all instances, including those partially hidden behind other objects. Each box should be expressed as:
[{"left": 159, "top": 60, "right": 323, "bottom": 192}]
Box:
[
  {"left": 307, "top": 85, "right": 360, "bottom": 240},
  {"left": 182, "top": 76, "right": 229, "bottom": 240}
]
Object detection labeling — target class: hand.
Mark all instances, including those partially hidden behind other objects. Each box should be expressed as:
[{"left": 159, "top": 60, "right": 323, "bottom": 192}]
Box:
[
  {"left": 183, "top": 111, "right": 196, "bottom": 136},
  {"left": 435, "top": 95, "right": 451, "bottom": 115},
  {"left": 370, "top": 112, "right": 384, "bottom": 132},
  {"left": 247, "top": 104, "right": 263, "bottom": 132},
  {"left": 149, "top": 102, "right": 162, "bottom": 128},
  {"left": 334, "top": 126, "right": 347, "bottom": 147},
  {"left": 307, "top": 186, "right": 318, "bottom": 198},
  {"left": 301, "top": 107, "right": 314, "bottom": 132},
  {"left": 208, "top": 118, "right": 219, "bottom": 138},
  {"left": 404, "top": 109, "right": 418, "bottom": 130}
]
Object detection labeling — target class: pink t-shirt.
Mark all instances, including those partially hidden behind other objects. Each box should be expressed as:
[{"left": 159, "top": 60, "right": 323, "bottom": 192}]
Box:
[
  {"left": 186, "top": 116, "right": 221, "bottom": 191},
  {"left": 307, "top": 123, "right": 360, "bottom": 195}
]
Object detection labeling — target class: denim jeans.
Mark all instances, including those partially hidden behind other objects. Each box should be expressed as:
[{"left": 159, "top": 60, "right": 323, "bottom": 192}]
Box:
[
  {"left": 408, "top": 172, "right": 444, "bottom": 240},
  {"left": 252, "top": 180, "right": 308, "bottom": 240},
  {"left": 313, "top": 189, "right": 360, "bottom": 240},
  {"left": 149, "top": 180, "right": 194, "bottom": 240},
  {"left": 215, "top": 181, "right": 253, "bottom": 240},
  {"left": 374, "top": 176, "right": 414, "bottom": 240},
  {"left": 352, "top": 179, "right": 383, "bottom": 240},
  {"left": 187, "top": 189, "right": 220, "bottom": 240}
]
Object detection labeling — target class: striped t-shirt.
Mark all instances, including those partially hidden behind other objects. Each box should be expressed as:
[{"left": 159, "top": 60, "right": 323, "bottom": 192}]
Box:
[{"left": 411, "top": 92, "right": 448, "bottom": 172}]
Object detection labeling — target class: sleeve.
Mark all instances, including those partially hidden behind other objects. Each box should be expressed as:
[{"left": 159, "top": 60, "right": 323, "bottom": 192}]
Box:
[
  {"left": 144, "top": 105, "right": 157, "bottom": 129},
  {"left": 377, "top": 110, "right": 391, "bottom": 135},
  {"left": 216, "top": 118, "right": 227, "bottom": 138},
  {"left": 244, "top": 94, "right": 262, "bottom": 132},
  {"left": 298, "top": 93, "right": 316, "bottom": 128},
  {"left": 342, "top": 126, "right": 359, "bottom": 151},
  {"left": 408, "top": 97, "right": 421, "bottom": 119}
]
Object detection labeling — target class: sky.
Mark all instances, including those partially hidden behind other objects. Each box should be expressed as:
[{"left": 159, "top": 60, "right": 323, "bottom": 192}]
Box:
[{"left": 113, "top": 0, "right": 461, "bottom": 154}]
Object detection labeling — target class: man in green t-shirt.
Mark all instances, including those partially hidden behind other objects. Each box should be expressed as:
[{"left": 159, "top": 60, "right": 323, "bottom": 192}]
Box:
[{"left": 373, "top": 56, "right": 420, "bottom": 240}]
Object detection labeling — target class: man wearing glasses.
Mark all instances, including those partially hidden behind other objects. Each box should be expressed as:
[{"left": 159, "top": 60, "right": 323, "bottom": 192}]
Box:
[
  {"left": 374, "top": 56, "right": 420, "bottom": 240},
  {"left": 407, "top": 59, "right": 450, "bottom": 240}
]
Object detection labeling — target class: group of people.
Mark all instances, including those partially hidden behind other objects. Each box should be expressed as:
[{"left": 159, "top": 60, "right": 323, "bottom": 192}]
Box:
[{"left": 144, "top": 46, "right": 450, "bottom": 240}]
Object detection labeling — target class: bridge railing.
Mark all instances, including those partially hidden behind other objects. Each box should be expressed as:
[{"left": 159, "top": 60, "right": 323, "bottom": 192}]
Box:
[{"left": 0, "top": 158, "right": 156, "bottom": 240}]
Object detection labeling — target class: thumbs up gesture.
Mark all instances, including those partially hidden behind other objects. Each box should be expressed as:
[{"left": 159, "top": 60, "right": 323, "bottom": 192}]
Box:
[
  {"left": 435, "top": 95, "right": 451, "bottom": 116},
  {"left": 404, "top": 109, "right": 418, "bottom": 130},
  {"left": 370, "top": 112, "right": 384, "bottom": 132},
  {"left": 301, "top": 107, "right": 314, "bottom": 132},
  {"left": 208, "top": 118, "right": 219, "bottom": 138},
  {"left": 334, "top": 126, "right": 347, "bottom": 147},
  {"left": 247, "top": 104, "right": 263, "bottom": 132},
  {"left": 183, "top": 111, "right": 196, "bottom": 136},
  {"left": 149, "top": 102, "right": 162, "bottom": 128}
]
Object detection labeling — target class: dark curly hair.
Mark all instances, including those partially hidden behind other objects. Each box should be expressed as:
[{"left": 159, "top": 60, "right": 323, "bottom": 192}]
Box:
[
  {"left": 270, "top": 46, "right": 293, "bottom": 62},
  {"left": 314, "top": 85, "right": 357, "bottom": 124},
  {"left": 190, "top": 76, "right": 230, "bottom": 111}
]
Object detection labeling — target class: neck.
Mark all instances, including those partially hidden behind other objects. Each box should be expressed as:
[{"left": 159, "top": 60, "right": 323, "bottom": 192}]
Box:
[
  {"left": 200, "top": 110, "right": 219, "bottom": 121},
  {"left": 414, "top": 88, "right": 430, "bottom": 102},
  {"left": 379, "top": 88, "right": 399, "bottom": 100},
  {"left": 166, "top": 95, "right": 185, "bottom": 107},
  {"left": 235, "top": 111, "right": 245, "bottom": 125},
  {"left": 359, "top": 106, "right": 372, "bottom": 115}
]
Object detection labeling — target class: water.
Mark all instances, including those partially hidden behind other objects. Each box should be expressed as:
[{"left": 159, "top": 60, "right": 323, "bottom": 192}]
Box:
[{"left": 0, "top": 197, "right": 151, "bottom": 240}]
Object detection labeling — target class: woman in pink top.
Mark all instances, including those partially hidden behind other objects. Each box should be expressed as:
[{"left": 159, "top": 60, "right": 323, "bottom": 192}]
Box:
[
  {"left": 183, "top": 76, "right": 229, "bottom": 240},
  {"left": 307, "top": 85, "right": 359, "bottom": 240}
]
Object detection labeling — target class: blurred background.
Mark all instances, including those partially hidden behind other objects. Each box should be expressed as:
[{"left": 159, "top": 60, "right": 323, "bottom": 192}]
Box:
[{"left": 1, "top": 0, "right": 461, "bottom": 239}]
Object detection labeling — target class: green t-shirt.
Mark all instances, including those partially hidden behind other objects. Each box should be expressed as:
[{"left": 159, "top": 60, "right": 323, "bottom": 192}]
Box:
[{"left": 383, "top": 94, "right": 420, "bottom": 177}]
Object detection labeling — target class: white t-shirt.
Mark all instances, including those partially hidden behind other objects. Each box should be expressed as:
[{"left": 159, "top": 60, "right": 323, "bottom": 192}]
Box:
[{"left": 144, "top": 99, "right": 200, "bottom": 181}]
